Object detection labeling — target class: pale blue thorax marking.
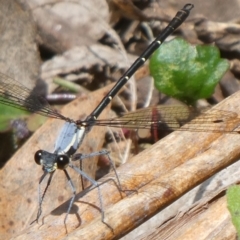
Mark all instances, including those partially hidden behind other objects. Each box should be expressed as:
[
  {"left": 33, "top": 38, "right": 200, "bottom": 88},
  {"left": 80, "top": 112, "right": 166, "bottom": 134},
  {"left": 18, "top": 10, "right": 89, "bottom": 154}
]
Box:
[{"left": 54, "top": 122, "right": 86, "bottom": 156}]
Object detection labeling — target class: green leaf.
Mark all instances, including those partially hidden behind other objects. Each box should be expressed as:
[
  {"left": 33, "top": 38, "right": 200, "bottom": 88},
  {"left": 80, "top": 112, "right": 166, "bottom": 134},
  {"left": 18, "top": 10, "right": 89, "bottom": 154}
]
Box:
[
  {"left": 227, "top": 185, "right": 240, "bottom": 236},
  {"left": 0, "top": 103, "right": 29, "bottom": 132},
  {"left": 149, "top": 38, "right": 229, "bottom": 105}
]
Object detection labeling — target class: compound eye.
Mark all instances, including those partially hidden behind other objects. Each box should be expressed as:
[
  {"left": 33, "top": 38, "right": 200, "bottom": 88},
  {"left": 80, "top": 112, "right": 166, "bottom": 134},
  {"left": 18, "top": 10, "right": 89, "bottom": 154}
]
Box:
[
  {"left": 34, "top": 150, "right": 43, "bottom": 165},
  {"left": 56, "top": 155, "right": 69, "bottom": 169}
]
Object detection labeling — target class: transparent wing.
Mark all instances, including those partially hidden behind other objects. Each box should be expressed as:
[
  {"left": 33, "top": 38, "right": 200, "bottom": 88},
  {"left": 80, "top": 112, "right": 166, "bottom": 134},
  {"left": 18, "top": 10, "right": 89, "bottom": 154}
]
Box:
[
  {"left": 2, "top": 72, "right": 239, "bottom": 134},
  {"left": 0, "top": 72, "right": 67, "bottom": 120},
  {"left": 91, "top": 105, "right": 240, "bottom": 133}
]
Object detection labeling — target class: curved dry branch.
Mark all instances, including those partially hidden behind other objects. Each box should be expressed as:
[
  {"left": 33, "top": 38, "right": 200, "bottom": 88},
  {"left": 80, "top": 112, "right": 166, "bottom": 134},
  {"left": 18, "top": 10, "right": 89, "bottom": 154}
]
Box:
[{"left": 9, "top": 90, "right": 240, "bottom": 240}]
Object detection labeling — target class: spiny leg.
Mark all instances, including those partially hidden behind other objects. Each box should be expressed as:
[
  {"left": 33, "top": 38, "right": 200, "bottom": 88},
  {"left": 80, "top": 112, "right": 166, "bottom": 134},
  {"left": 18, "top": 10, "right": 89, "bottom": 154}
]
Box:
[
  {"left": 31, "top": 171, "right": 54, "bottom": 224},
  {"left": 73, "top": 149, "right": 125, "bottom": 192},
  {"left": 69, "top": 162, "right": 114, "bottom": 231},
  {"left": 63, "top": 169, "right": 76, "bottom": 231}
]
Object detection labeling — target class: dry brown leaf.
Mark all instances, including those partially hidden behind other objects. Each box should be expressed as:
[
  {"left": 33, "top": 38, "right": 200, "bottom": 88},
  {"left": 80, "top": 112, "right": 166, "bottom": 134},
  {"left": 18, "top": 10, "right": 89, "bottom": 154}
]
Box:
[
  {"left": 0, "top": 0, "right": 41, "bottom": 165},
  {"left": 0, "top": 0, "right": 40, "bottom": 87},
  {"left": 0, "top": 84, "right": 115, "bottom": 239},
  {"left": 41, "top": 44, "right": 131, "bottom": 92},
  {"left": 194, "top": 18, "right": 240, "bottom": 52},
  {"left": 19, "top": 0, "right": 109, "bottom": 53}
]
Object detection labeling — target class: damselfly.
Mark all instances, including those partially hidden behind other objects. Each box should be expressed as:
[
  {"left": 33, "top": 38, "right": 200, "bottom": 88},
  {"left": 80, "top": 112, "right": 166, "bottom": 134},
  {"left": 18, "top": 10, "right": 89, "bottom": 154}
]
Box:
[{"left": 0, "top": 4, "right": 194, "bottom": 228}]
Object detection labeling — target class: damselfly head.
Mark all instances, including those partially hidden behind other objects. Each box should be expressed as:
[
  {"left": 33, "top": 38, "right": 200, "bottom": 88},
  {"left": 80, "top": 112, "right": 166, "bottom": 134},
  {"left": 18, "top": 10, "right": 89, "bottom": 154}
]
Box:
[{"left": 34, "top": 150, "right": 70, "bottom": 172}]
